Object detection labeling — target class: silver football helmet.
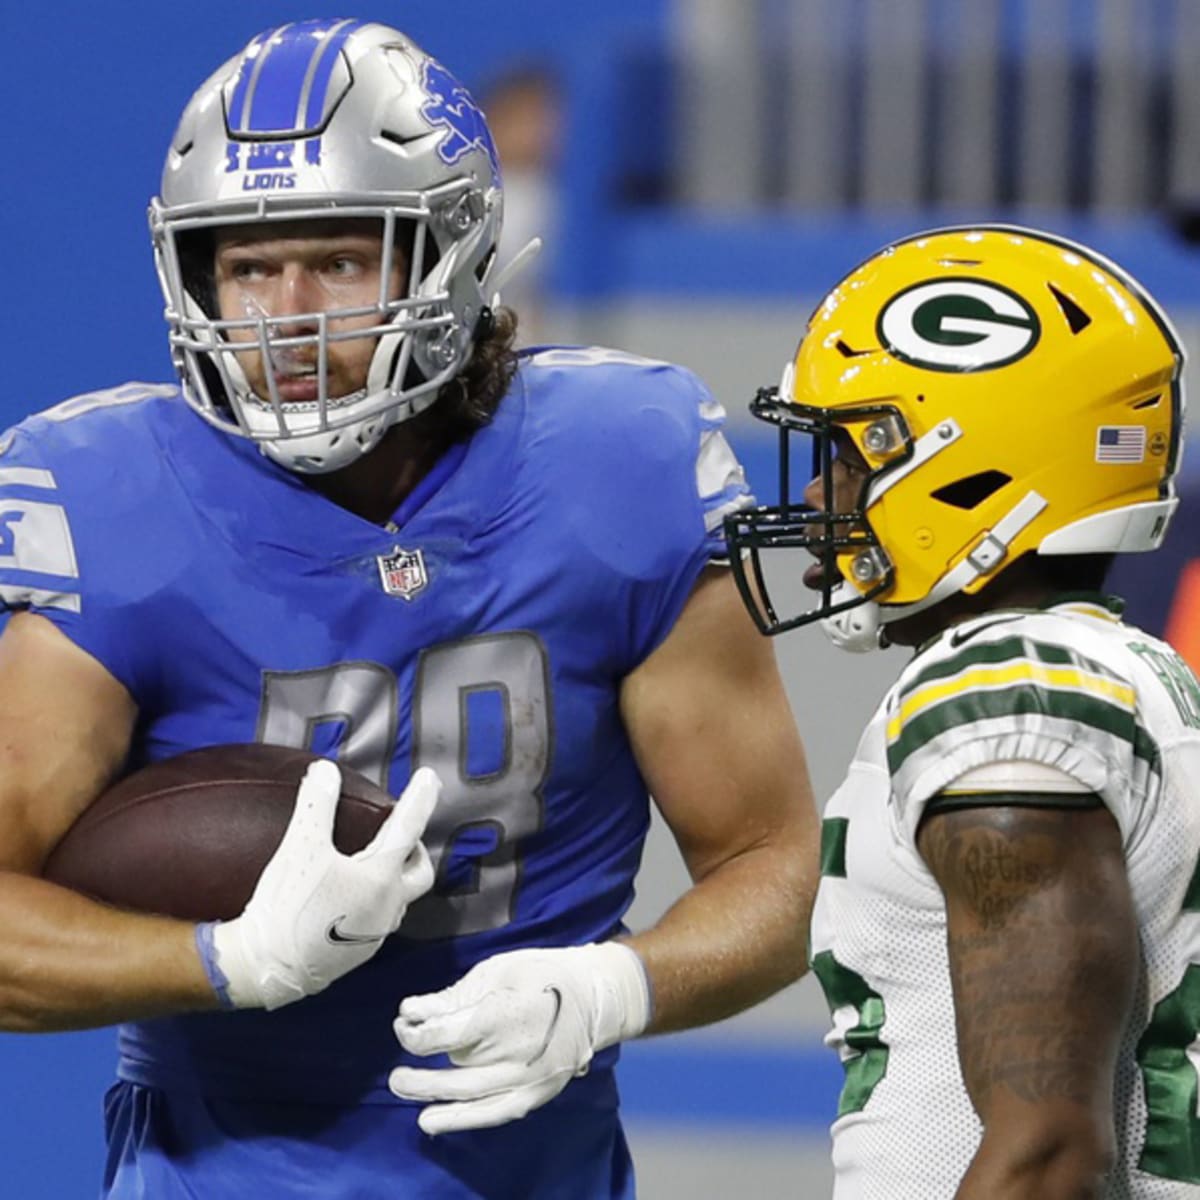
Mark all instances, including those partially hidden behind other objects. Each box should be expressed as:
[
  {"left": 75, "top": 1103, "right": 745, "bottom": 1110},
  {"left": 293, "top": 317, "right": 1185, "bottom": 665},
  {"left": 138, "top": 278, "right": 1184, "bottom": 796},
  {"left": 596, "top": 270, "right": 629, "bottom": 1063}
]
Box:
[{"left": 149, "top": 19, "right": 504, "bottom": 473}]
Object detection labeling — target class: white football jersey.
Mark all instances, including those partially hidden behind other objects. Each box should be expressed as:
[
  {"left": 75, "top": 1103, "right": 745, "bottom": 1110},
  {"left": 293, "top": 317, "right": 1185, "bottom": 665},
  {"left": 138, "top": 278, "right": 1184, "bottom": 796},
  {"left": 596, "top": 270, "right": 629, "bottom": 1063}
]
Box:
[{"left": 812, "top": 598, "right": 1200, "bottom": 1199}]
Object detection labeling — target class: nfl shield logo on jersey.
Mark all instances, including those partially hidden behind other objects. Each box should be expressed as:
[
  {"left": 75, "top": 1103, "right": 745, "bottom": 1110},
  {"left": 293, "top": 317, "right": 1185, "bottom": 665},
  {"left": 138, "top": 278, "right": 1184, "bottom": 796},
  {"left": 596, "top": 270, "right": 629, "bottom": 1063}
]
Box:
[{"left": 377, "top": 547, "right": 428, "bottom": 601}]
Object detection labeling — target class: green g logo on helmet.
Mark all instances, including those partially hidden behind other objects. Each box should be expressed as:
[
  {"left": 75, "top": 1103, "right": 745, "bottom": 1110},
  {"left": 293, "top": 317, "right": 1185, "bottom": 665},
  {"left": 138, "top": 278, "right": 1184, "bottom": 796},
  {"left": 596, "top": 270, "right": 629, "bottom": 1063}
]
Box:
[{"left": 877, "top": 278, "right": 1041, "bottom": 372}]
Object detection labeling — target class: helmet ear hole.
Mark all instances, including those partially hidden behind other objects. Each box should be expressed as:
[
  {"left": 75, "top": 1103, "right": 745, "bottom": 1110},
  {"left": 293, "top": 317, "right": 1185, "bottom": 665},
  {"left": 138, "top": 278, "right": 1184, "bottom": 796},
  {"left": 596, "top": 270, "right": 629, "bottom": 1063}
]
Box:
[{"left": 932, "top": 470, "right": 1012, "bottom": 510}]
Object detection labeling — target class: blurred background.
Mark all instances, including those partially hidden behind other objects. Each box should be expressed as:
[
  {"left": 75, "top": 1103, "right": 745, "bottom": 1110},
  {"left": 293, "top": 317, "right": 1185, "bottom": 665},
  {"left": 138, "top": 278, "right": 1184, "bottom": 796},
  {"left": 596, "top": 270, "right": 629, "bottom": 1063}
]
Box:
[{"left": 5, "top": 1, "right": 1200, "bottom": 1195}]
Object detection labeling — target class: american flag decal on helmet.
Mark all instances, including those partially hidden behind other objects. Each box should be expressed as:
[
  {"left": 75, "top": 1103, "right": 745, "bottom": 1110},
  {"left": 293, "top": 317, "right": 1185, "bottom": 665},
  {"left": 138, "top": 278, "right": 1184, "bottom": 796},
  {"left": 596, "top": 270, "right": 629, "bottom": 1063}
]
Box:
[
  {"left": 1095, "top": 426, "right": 1146, "bottom": 464},
  {"left": 377, "top": 547, "right": 428, "bottom": 601}
]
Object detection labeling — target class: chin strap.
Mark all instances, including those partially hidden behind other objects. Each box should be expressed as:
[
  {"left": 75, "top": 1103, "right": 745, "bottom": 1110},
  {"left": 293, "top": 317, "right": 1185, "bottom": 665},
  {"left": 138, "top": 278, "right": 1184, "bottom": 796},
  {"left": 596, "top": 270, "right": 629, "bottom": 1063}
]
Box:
[
  {"left": 821, "top": 589, "right": 884, "bottom": 653},
  {"left": 821, "top": 490, "right": 1049, "bottom": 652}
]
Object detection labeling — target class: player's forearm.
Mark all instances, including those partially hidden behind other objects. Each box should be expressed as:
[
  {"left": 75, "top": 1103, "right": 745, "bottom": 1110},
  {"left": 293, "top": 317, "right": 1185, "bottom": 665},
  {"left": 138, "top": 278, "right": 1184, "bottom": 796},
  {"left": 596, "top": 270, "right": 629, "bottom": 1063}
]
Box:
[
  {"left": 0, "top": 871, "right": 217, "bottom": 1031},
  {"left": 956, "top": 1124, "right": 1112, "bottom": 1200},
  {"left": 625, "top": 837, "right": 812, "bottom": 1033}
]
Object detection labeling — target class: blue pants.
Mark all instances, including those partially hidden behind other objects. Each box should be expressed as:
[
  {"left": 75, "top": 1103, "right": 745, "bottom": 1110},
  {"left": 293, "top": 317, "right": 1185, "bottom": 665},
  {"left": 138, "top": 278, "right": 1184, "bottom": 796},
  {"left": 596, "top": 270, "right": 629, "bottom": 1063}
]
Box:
[{"left": 102, "top": 1080, "right": 636, "bottom": 1199}]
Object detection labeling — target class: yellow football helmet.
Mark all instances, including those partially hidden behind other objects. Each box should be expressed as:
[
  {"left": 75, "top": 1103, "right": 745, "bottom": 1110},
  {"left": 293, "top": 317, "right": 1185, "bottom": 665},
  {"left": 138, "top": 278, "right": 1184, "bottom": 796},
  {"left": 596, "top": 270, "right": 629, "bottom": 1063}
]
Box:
[{"left": 726, "top": 224, "right": 1185, "bottom": 649}]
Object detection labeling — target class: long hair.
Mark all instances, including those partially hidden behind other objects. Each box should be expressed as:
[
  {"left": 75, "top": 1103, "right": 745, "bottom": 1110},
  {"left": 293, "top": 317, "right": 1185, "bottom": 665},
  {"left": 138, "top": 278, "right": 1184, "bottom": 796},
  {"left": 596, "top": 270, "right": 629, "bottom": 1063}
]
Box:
[{"left": 414, "top": 305, "right": 521, "bottom": 444}]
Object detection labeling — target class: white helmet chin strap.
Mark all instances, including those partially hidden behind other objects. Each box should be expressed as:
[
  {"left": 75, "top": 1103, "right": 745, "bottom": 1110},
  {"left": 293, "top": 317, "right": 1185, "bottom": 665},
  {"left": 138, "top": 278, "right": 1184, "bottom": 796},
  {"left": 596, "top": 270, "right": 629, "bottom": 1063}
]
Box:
[
  {"left": 246, "top": 388, "right": 383, "bottom": 474},
  {"left": 821, "top": 589, "right": 884, "bottom": 653},
  {"left": 249, "top": 371, "right": 446, "bottom": 474},
  {"left": 820, "top": 490, "right": 1049, "bottom": 652}
]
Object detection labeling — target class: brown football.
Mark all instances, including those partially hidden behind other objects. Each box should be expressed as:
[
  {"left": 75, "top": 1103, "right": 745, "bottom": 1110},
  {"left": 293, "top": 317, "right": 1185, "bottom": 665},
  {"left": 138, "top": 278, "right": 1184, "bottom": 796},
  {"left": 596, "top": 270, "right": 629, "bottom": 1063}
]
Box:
[{"left": 42, "top": 744, "right": 394, "bottom": 921}]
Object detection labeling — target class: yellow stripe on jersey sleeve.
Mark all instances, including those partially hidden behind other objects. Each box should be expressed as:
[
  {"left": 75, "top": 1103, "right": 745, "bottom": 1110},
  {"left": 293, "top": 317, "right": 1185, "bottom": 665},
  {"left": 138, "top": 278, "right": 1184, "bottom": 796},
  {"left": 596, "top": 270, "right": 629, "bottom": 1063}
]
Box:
[{"left": 887, "top": 660, "right": 1136, "bottom": 744}]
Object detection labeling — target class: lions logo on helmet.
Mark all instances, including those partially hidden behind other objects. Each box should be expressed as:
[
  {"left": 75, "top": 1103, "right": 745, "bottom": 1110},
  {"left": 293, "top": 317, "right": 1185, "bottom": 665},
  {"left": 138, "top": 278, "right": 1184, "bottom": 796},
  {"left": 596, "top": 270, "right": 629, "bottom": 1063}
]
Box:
[
  {"left": 726, "top": 224, "right": 1186, "bottom": 649},
  {"left": 421, "top": 61, "right": 502, "bottom": 186}
]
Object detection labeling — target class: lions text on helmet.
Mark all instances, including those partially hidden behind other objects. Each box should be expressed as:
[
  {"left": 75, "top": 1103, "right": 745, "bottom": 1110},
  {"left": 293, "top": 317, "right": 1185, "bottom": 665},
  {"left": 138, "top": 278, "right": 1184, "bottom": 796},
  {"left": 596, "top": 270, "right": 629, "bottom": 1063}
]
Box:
[
  {"left": 150, "top": 19, "right": 504, "bottom": 474},
  {"left": 726, "top": 223, "right": 1185, "bottom": 651}
]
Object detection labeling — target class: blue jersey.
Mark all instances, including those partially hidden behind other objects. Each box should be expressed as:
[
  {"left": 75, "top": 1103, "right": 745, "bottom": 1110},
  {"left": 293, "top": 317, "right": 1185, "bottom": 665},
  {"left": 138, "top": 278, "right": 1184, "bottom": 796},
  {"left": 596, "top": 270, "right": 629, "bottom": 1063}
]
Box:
[{"left": 0, "top": 348, "right": 749, "bottom": 1196}]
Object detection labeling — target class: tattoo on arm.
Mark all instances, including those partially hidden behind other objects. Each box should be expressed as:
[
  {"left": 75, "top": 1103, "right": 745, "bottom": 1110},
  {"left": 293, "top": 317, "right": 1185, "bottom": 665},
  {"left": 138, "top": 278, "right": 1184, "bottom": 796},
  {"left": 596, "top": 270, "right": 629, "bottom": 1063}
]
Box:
[{"left": 917, "top": 804, "right": 1137, "bottom": 1113}]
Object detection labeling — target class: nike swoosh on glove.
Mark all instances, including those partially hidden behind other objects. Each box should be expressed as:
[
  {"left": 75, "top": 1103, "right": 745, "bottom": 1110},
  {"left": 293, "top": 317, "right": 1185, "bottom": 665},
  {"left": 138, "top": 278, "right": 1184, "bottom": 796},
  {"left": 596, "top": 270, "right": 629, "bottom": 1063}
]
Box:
[
  {"left": 197, "top": 761, "right": 439, "bottom": 1010},
  {"left": 389, "top": 941, "right": 651, "bottom": 1134}
]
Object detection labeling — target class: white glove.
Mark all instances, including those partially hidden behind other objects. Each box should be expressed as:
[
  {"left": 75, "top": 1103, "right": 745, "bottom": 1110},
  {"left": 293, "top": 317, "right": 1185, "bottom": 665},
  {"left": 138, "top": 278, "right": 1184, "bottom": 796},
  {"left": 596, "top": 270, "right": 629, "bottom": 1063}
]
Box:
[
  {"left": 389, "top": 941, "right": 652, "bottom": 1134},
  {"left": 200, "top": 761, "right": 440, "bottom": 1011}
]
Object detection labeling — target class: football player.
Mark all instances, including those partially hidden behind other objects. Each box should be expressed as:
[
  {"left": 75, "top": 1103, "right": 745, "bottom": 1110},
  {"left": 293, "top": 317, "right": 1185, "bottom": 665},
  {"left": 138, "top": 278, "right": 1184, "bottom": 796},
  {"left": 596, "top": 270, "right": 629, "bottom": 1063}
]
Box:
[
  {"left": 726, "top": 224, "right": 1198, "bottom": 1198},
  {"left": 0, "top": 19, "right": 817, "bottom": 1199}
]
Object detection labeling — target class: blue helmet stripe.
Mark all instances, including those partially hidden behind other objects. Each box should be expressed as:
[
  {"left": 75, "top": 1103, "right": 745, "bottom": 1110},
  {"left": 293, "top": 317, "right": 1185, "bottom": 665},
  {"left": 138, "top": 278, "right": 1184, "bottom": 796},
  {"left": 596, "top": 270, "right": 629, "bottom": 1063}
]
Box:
[
  {"left": 246, "top": 22, "right": 322, "bottom": 133},
  {"left": 226, "top": 27, "right": 278, "bottom": 135},
  {"left": 302, "top": 18, "right": 366, "bottom": 130},
  {"left": 228, "top": 18, "right": 367, "bottom": 136}
]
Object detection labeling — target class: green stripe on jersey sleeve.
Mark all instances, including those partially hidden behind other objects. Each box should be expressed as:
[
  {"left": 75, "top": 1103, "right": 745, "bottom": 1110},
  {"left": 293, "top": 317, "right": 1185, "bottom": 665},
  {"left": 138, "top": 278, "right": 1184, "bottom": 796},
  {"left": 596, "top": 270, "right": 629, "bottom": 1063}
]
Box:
[
  {"left": 898, "top": 634, "right": 1120, "bottom": 704},
  {"left": 887, "top": 685, "right": 1159, "bottom": 778}
]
